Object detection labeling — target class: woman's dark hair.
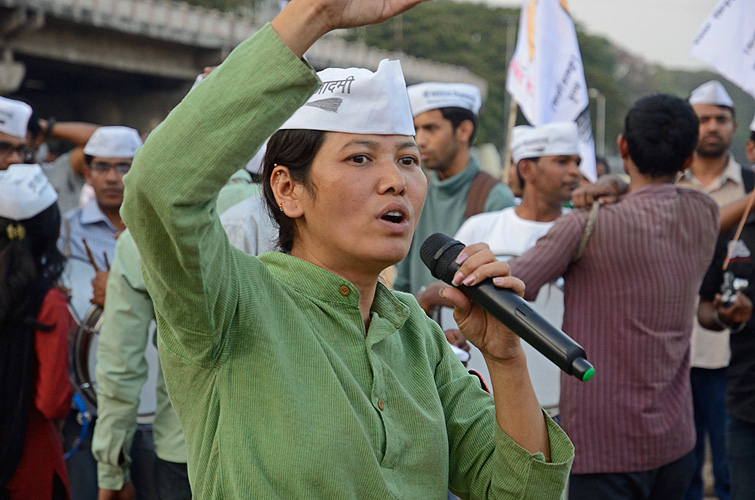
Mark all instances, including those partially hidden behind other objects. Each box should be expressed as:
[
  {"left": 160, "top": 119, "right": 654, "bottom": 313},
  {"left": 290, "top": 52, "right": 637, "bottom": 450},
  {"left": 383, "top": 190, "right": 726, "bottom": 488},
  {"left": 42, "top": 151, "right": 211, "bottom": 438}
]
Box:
[
  {"left": 0, "top": 203, "right": 65, "bottom": 324},
  {"left": 262, "top": 129, "right": 328, "bottom": 253},
  {"left": 0, "top": 202, "right": 64, "bottom": 492},
  {"left": 623, "top": 94, "right": 699, "bottom": 178}
]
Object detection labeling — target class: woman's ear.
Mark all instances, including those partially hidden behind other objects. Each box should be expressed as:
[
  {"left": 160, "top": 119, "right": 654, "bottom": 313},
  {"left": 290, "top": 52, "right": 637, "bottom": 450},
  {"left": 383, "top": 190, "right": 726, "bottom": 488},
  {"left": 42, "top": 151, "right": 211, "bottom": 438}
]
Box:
[{"left": 270, "top": 165, "right": 304, "bottom": 218}]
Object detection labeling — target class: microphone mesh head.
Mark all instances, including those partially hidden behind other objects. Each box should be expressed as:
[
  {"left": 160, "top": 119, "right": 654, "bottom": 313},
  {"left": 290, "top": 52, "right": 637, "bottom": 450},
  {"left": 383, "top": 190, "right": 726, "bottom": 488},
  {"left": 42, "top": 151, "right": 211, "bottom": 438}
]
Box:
[{"left": 419, "top": 233, "right": 464, "bottom": 284}]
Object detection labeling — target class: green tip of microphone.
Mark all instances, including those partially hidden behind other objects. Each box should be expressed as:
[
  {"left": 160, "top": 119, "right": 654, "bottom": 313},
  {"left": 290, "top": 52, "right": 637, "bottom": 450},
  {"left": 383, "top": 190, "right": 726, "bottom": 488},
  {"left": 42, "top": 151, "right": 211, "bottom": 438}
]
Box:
[{"left": 571, "top": 357, "right": 595, "bottom": 382}]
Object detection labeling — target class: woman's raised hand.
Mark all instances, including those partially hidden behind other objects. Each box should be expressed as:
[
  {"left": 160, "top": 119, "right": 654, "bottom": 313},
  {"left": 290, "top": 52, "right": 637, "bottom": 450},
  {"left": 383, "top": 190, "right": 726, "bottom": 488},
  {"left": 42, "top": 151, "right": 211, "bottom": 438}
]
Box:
[{"left": 271, "top": 0, "right": 429, "bottom": 57}]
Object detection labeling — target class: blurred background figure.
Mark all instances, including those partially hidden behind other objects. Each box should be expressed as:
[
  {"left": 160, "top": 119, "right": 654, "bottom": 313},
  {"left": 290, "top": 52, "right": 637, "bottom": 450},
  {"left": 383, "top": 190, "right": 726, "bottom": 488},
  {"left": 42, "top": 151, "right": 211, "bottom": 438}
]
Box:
[
  {"left": 394, "top": 81, "right": 515, "bottom": 297},
  {"left": 0, "top": 97, "right": 33, "bottom": 170},
  {"left": 682, "top": 80, "right": 744, "bottom": 500},
  {"left": 0, "top": 165, "right": 73, "bottom": 500},
  {"left": 455, "top": 121, "right": 581, "bottom": 414}
]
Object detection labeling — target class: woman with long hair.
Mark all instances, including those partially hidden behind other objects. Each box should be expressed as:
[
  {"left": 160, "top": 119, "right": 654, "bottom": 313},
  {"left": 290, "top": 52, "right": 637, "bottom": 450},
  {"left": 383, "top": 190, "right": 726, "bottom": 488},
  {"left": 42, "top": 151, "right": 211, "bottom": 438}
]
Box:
[
  {"left": 120, "top": 0, "right": 575, "bottom": 498},
  {"left": 0, "top": 165, "right": 72, "bottom": 500}
]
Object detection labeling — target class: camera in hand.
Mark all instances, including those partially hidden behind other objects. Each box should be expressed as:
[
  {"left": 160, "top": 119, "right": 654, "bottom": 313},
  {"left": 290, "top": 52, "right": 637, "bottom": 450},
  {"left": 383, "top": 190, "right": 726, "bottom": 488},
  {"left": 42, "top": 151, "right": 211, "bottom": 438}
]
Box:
[{"left": 720, "top": 271, "right": 749, "bottom": 308}]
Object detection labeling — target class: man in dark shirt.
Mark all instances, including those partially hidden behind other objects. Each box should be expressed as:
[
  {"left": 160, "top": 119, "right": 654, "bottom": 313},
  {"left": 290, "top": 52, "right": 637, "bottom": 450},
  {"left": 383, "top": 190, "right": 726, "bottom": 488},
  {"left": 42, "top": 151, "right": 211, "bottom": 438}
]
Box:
[{"left": 698, "top": 215, "right": 755, "bottom": 500}]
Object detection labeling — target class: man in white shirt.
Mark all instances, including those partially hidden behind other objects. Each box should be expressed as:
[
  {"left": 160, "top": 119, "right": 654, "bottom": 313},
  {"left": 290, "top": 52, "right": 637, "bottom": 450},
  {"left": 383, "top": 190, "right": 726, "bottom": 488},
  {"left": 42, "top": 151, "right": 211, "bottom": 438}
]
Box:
[{"left": 453, "top": 122, "right": 581, "bottom": 415}]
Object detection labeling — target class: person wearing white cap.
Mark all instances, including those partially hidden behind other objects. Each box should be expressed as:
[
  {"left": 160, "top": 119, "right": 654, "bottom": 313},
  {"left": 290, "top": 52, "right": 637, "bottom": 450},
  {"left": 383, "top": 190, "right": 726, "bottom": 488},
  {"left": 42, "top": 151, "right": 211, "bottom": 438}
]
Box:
[
  {"left": 681, "top": 80, "right": 744, "bottom": 500},
  {"left": 0, "top": 96, "right": 33, "bottom": 170},
  {"left": 56, "top": 125, "right": 145, "bottom": 500},
  {"left": 508, "top": 94, "right": 719, "bottom": 500},
  {"left": 0, "top": 98, "right": 102, "bottom": 213},
  {"left": 118, "top": 0, "right": 574, "bottom": 497},
  {"left": 57, "top": 125, "right": 142, "bottom": 270},
  {"left": 505, "top": 125, "right": 531, "bottom": 200},
  {"left": 394, "top": 82, "right": 515, "bottom": 297},
  {"left": 0, "top": 165, "right": 73, "bottom": 499},
  {"left": 450, "top": 122, "right": 580, "bottom": 416}
]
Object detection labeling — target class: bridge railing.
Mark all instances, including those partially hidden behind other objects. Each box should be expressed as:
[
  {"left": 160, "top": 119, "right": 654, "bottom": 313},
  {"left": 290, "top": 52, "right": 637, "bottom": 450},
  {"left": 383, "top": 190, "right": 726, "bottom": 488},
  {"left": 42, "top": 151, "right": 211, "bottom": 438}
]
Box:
[
  {"left": 2, "top": 0, "right": 256, "bottom": 45},
  {"left": 1, "top": 0, "right": 487, "bottom": 92}
]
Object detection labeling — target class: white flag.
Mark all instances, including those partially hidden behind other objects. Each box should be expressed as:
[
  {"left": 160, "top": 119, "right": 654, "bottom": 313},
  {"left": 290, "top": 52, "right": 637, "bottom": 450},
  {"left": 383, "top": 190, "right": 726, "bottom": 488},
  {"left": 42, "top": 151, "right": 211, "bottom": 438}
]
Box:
[
  {"left": 506, "top": 0, "right": 596, "bottom": 182},
  {"left": 690, "top": 0, "right": 755, "bottom": 98}
]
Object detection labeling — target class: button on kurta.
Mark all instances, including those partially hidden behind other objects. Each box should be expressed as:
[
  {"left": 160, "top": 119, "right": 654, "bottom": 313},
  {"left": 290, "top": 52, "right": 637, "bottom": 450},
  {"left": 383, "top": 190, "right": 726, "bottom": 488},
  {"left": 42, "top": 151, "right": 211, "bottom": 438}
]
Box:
[
  {"left": 339, "top": 285, "right": 350, "bottom": 296},
  {"left": 378, "top": 399, "right": 384, "bottom": 411}
]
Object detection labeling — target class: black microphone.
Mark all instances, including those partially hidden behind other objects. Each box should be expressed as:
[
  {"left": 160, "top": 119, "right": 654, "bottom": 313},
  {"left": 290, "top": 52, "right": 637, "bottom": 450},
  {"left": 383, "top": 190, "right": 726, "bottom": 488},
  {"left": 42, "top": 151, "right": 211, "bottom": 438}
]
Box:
[{"left": 420, "top": 233, "right": 595, "bottom": 382}]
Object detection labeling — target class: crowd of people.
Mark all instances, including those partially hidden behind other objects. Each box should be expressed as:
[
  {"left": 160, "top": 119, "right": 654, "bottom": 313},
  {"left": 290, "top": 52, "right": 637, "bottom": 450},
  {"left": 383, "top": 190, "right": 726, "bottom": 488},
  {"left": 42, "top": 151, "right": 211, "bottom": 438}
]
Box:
[{"left": 2, "top": 0, "right": 755, "bottom": 499}]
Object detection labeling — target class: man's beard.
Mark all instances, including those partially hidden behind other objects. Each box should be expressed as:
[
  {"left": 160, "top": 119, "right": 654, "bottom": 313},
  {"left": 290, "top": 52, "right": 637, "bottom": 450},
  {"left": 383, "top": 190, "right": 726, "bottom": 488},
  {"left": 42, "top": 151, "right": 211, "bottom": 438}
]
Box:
[
  {"left": 423, "top": 143, "right": 459, "bottom": 174},
  {"left": 696, "top": 141, "right": 728, "bottom": 158}
]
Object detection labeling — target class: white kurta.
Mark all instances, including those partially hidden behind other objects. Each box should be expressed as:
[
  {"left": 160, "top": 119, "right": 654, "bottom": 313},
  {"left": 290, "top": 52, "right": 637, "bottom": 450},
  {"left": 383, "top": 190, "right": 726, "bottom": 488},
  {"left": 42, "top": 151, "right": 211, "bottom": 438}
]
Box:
[{"left": 454, "top": 207, "right": 565, "bottom": 414}]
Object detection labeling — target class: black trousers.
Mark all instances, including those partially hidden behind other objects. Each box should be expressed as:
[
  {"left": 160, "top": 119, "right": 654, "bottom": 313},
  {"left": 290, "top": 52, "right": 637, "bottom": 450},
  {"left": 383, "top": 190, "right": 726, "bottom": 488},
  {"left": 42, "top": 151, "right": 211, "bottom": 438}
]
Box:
[{"left": 568, "top": 450, "right": 695, "bottom": 500}]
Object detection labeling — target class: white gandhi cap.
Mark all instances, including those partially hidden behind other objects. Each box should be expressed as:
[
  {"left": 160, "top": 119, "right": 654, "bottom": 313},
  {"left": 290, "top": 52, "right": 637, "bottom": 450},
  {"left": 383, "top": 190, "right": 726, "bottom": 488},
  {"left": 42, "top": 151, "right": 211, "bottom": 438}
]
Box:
[
  {"left": 511, "top": 122, "right": 580, "bottom": 164},
  {"left": 688, "top": 80, "right": 734, "bottom": 108},
  {"left": 0, "top": 96, "right": 32, "bottom": 140},
  {"left": 0, "top": 164, "right": 58, "bottom": 221},
  {"left": 84, "top": 126, "right": 143, "bottom": 158},
  {"left": 280, "top": 59, "right": 415, "bottom": 136},
  {"left": 407, "top": 82, "right": 482, "bottom": 117},
  {"left": 509, "top": 125, "right": 532, "bottom": 164}
]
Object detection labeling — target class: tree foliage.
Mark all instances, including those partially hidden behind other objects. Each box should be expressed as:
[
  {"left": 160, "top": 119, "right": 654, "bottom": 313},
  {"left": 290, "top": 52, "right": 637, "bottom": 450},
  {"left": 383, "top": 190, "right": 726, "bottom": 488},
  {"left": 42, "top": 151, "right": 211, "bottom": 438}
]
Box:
[
  {"left": 180, "top": 0, "right": 259, "bottom": 14},
  {"left": 344, "top": 1, "right": 626, "bottom": 156}
]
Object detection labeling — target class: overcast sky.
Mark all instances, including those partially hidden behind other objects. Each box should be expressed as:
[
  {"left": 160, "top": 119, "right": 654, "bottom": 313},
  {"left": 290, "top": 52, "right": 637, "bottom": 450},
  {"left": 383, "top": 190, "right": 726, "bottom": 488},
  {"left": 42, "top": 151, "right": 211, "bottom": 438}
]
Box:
[{"left": 464, "top": 0, "right": 720, "bottom": 70}]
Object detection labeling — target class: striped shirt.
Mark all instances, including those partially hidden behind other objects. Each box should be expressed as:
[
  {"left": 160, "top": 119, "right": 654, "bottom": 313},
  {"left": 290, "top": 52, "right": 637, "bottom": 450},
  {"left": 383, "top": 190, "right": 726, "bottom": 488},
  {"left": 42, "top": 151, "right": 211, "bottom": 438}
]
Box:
[{"left": 509, "top": 183, "right": 719, "bottom": 473}]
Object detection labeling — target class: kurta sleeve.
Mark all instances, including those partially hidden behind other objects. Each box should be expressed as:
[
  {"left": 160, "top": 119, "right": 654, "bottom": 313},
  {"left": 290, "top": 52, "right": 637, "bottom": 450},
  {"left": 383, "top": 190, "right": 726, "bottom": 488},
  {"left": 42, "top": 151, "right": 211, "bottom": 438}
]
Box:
[
  {"left": 91, "top": 230, "right": 152, "bottom": 490},
  {"left": 428, "top": 315, "right": 573, "bottom": 499},
  {"left": 34, "top": 289, "right": 74, "bottom": 420},
  {"left": 120, "top": 25, "right": 320, "bottom": 367}
]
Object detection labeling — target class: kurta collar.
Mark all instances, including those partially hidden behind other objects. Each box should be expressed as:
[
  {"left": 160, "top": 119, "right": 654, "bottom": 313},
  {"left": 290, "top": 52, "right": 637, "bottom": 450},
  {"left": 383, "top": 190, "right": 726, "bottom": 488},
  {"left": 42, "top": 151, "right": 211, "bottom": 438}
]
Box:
[
  {"left": 682, "top": 154, "right": 743, "bottom": 191},
  {"left": 259, "top": 251, "right": 410, "bottom": 333},
  {"left": 81, "top": 200, "right": 118, "bottom": 230},
  {"left": 624, "top": 182, "right": 683, "bottom": 199}
]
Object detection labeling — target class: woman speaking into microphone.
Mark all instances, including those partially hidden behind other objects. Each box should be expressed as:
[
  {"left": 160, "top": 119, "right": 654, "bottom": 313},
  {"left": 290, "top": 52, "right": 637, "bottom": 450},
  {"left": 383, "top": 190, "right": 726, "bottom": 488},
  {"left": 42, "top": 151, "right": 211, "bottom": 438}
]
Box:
[{"left": 121, "top": 0, "right": 574, "bottom": 497}]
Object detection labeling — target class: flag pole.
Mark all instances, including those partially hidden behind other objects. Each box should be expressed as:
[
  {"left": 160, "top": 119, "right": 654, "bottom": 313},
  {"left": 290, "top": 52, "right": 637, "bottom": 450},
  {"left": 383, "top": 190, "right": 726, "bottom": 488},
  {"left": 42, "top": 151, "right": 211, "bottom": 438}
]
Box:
[
  {"left": 722, "top": 188, "right": 755, "bottom": 270},
  {"left": 501, "top": 98, "right": 518, "bottom": 184}
]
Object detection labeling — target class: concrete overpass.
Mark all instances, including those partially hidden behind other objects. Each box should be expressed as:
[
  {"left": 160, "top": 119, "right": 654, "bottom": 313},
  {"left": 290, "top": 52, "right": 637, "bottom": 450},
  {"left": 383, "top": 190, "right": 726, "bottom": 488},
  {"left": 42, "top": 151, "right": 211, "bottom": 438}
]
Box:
[{"left": 0, "top": 0, "right": 487, "bottom": 133}]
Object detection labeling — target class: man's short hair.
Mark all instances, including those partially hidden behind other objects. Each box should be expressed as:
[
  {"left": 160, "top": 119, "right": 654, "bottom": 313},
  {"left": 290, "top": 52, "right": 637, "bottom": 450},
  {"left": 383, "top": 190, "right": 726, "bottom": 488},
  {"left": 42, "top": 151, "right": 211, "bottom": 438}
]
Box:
[
  {"left": 623, "top": 94, "right": 699, "bottom": 178},
  {"left": 27, "top": 109, "right": 43, "bottom": 140},
  {"left": 440, "top": 107, "right": 478, "bottom": 146},
  {"left": 516, "top": 157, "right": 540, "bottom": 188}
]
